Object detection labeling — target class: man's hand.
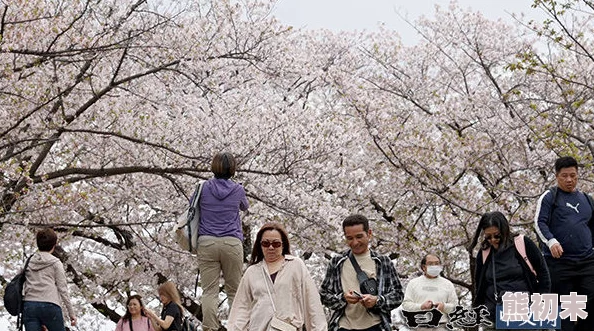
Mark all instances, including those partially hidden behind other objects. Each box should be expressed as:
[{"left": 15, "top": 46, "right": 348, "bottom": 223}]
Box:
[
  {"left": 551, "top": 243, "right": 564, "bottom": 258},
  {"left": 345, "top": 290, "right": 362, "bottom": 304},
  {"left": 359, "top": 294, "right": 378, "bottom": 309},
  {"left": 421, "top": 300, "right": 434, "bottom": 310}
]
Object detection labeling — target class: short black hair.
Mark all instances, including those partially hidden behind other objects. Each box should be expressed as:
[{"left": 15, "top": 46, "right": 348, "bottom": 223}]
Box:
[
  {"left": 555, "top": 156, "right": 578, "bottom": 174},
  {"left": 342, "top": 214, "right": 369, "bottom": 232},
  {"left": 420, "top": 253, "right": 440, "bottom": 268},
  {"left": 36, "top": 228, "right": 57, "bottom": 252}
]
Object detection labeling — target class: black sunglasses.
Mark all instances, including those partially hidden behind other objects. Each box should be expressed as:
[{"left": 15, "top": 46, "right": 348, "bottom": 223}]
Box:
[
  {"left": 261, "top": 240, "right": 282, "bottom": 248},
  {"left": 485, "top": 234, "right": 501, "bottom": 241}
]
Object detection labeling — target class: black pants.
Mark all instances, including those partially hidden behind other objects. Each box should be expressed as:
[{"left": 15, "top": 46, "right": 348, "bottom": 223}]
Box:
[{"left": 547, "top": 255, "right": 594, "bottom": 331}]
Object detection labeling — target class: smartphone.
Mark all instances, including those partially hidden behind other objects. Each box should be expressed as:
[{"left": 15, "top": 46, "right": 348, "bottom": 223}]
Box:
[{"left": 352, "top": 290, "right": 363, "bottom": 299}]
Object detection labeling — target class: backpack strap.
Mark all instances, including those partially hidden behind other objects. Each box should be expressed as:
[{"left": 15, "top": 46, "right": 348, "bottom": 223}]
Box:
[{"left": 514, "top": 235, "right": 536, "bottom": 277}]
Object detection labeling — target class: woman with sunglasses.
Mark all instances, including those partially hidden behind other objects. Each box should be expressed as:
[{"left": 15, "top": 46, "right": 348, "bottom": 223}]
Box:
[
  {"left": 114, "top": 295, "right": 154, "bottom": 331},
  {"left": 227, "top": 222, "right": 327, "bottom": 331},
  {"left": 469, "top": 211, "right": 550, "bottom": 329}
]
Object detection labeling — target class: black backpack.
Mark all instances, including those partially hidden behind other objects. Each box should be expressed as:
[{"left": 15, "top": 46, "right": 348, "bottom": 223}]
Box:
[
  {"left": 3, "top": 255, "right": 33, "bottom": 329},
  {"left": 543, "top": 187, "right": 594, "bottom": 249}
]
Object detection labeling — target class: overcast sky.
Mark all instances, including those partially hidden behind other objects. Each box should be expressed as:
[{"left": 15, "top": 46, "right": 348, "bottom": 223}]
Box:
[{"left": 271, "top": 0, "right": 546, "bottom": 45}]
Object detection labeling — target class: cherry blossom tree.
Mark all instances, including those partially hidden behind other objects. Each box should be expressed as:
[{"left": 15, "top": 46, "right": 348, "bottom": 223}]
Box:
[
  {"left": 326, "top": 0, "right": 594, "bottom": 310},
  {"left": 0, "top": 0, "right": 355, "bottom": 327},
  {"left": 2, "top": 0, "right": 594, "bottom": 329}
]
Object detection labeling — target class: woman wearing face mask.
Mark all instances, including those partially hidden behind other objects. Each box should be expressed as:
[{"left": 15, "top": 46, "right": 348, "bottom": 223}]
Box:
[
  {"left": 402, "top": 253, "right": 458, "bottom": 330},
  {"left": 469, "top": 211, "right": 551, "bottom": 330}
]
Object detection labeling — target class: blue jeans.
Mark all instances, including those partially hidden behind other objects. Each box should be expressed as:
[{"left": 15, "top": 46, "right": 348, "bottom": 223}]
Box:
[{"left": 23, "top": 301, "right": 65, "bottom": 331}]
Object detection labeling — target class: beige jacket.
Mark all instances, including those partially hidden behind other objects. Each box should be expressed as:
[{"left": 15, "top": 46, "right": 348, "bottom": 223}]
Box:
[
  {"left": 228, "top": 255, "right": 327, "bottom": 331},
  {"left": 23, "top": 251, "right": 75, "bottom": 320}
]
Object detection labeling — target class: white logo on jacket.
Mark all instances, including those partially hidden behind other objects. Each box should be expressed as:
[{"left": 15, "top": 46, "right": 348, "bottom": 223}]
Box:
[{"left": 566, "top": 202, "right": 580, "bottom": 213}]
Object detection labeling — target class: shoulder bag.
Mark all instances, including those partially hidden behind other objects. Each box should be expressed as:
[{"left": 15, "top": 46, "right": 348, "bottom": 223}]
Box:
[
  {"left": 261, "top": 266, "right": 297, "bottom": 331},
  {"left": 348, "top": 252, "right": 378, "bottom": 296}
]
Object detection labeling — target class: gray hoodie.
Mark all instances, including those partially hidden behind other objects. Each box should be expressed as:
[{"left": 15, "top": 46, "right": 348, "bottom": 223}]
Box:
[{"left": 23, "top": 251, "right": 75, "bottom": 320}]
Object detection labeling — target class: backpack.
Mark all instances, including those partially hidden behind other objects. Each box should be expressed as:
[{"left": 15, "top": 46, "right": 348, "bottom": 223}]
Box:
[
  {"left": 548, "top": 186, "right": 594, "bottom": 218},
  {"left": 3, "top": 255, "right": 33, "bottom": 329},
  {"left": 180, "top": 315, "right": 199, "bottom": 331},
  {"left": 173, "top": 182, "right": 203, "bottom": 253},
  {"left": 482, "top": 234, "right": 536, "bottom": 277},
  {"left": 544, "top": 187, "right": 594, "bottom": 250}
]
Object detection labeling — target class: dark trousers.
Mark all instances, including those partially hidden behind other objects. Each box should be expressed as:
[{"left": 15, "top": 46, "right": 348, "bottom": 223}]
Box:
[
  {"left": 338, "top": 324, "right": 382, "bottom": 331},
  {"left": 547, "top": 255, "right": 594, "bottom": 331}
]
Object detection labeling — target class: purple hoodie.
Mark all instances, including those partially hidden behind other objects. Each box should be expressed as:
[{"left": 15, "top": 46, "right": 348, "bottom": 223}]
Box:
[{"left": 198, "top": 178, "right": 249, "bottom": 240}]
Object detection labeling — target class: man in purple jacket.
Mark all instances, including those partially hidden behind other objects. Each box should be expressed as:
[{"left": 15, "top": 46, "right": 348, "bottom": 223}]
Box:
[{"left": 197, "top": 152, "right": 249, "bottom": 331}]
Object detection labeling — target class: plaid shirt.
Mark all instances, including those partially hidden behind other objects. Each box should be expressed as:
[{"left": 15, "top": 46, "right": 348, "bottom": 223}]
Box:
[{"left": 320, "top": 249, "right": 404, "bottom": 331}]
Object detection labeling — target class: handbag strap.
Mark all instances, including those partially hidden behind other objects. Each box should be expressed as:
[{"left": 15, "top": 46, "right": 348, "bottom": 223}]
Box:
[
  {"left": 126, "top": 316, "right": 150, "bottom": 331},
  {"left": 261, "top": 265, "right": 277, "bottom": 313},
  {"left": 186, "top": 181, "right": 203, "bottom": 253},
  {"left": 348, "top": 251, "right": 370, "bottom": 286}
]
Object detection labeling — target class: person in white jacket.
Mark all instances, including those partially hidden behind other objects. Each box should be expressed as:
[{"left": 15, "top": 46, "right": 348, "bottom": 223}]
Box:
[
  {"left": 401, "top": 254, "right": 458, "bottom": 331},
  {"left": 23, "top": 228, "right": 77, "bottom": 331},
  {"left": 227, "top": 222, "right": 327, "bottom": 331}
]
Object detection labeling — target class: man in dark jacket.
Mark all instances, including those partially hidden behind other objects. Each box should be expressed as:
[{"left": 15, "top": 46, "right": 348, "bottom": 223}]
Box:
[
  {"left": 534, "top": 156, "right": 594, "bottom": 331},
  {"left": 320, "top": 214, "right": 403, "bottom": 331}
]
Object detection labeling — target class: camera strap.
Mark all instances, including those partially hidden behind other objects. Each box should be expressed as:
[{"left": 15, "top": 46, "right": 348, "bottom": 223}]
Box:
[{"left": 348, "top": 251, "right": 371, "bottom": 286}]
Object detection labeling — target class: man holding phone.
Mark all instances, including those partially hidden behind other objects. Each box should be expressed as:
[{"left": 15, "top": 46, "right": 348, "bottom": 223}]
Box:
[{"left": 320, "top": 214, "right": 404, "bottom": 331}]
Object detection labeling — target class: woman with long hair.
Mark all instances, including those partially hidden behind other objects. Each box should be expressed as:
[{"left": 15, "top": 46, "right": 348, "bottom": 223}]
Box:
[
  {"left": 114, "top": 295, "right": 154, "bottom": 331},
  {"left": 144, "top": 281, "right": 183, "bottom": 331},
  {"left": 227, "top": 222, "right": 327, "bottom": 331},
  {"left": 469, "top": 211, "right": 551, "bottom": 329}
]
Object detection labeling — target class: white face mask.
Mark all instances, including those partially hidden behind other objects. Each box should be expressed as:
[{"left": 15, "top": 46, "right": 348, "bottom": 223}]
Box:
[{"left": 426, "top": 265, "right": 443, "bottom": 277}]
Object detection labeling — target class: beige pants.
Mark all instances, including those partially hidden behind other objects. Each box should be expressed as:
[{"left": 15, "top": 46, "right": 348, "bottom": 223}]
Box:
[{"left": 197, "top": 236, "right": 243, "bottom": 331}]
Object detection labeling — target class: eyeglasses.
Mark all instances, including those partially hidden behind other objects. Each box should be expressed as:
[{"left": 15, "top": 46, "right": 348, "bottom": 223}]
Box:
[
  {"left": 485, "top": 234, "right": 501, "bottom": 241},
  {"left": 261, "top": 240, "right": 282, "bottom": 248}
]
